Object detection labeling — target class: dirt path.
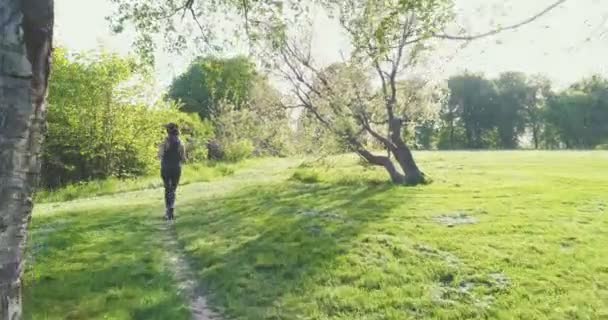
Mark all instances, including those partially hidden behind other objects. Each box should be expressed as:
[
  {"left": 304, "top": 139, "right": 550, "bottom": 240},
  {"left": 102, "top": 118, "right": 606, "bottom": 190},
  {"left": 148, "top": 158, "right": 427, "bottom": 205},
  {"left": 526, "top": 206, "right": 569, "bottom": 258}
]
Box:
[
  {"left": 156, "top": 158, "right": 299, "bottom": 320},
  {"left": 160, "top": 221, "right": 222, "bottom": 320},
  {"left": 33, "top": 158, "right": 300, "bottom": 319}
]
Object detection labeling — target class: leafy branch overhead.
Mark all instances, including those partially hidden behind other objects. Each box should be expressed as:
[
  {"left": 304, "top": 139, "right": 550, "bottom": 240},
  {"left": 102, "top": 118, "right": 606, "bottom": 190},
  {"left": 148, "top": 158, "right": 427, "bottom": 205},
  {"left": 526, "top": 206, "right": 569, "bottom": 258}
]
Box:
[
  {"left": 109, "top": 0, "right": 569, "bottom": 64},
  {"left": 108, "top": 0, "right": 570, "bottom": 186}
]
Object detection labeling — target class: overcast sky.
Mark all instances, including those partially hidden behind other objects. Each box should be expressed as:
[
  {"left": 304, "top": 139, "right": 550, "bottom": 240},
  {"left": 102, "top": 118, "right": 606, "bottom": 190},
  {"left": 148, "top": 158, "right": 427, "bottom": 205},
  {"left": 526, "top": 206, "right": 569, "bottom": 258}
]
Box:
[{"left": 55, "top": 0, "right": 608, "bottom": 89}]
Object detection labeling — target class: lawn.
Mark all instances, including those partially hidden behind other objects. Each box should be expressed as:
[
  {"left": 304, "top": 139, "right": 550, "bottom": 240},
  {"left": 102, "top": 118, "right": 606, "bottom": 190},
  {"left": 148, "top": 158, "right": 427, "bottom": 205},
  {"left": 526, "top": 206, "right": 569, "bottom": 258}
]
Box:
[
  {"left": 33, "top": 159, "right": 262, "bottom": 204},
  {"left": 24, "top": 152, "right": 608, "bottom": 319}
]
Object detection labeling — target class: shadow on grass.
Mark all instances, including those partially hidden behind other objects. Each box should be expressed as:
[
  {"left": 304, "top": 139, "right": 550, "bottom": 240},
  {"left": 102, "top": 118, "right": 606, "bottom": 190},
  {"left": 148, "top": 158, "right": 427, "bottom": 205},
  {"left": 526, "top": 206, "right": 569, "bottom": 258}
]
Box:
[
  {"left": 23, "top": 205, "right": 190, "bottom": 320},
  {"left": 175, "top": 181, "right": 411, "bottom": 319}
]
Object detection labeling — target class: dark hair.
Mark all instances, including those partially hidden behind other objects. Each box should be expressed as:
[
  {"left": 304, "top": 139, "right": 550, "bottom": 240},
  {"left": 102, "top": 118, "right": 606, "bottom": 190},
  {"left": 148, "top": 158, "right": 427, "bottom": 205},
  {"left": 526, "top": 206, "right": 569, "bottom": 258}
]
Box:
[{"left": 165, "top": 123, "right": 179, "bottom": 136}]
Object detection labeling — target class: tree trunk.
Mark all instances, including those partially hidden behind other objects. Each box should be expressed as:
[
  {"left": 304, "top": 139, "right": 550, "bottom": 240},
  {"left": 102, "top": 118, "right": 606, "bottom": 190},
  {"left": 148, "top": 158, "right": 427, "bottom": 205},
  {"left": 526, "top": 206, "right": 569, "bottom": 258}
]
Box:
[
  {"left": 448, "top": 120, "right": 454, "bottom": 149},
  {"left": 389, "top": 119, "right": 425, "bottom": 185},
  {"left": 357, "top": 149, "right": 405, "bottom": 184},
  {"left": 0, "top": 0, "right": 53, "bottom": 319},
  {"left": 393, "top": 144, "right": 425, "bottom": 185},
  {"left": 532, "top": 125, "right": 540, "bottom": 149}
]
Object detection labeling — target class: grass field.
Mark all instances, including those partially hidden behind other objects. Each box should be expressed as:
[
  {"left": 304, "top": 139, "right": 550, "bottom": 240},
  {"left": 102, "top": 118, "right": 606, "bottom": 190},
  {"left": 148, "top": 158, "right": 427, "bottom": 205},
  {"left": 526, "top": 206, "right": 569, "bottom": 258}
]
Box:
[
  {"left": 24, "top": 152, "right": 608, "bottom": 319},
  {"left": 34, "top": 160, "right": 255, "bottom": 203}
]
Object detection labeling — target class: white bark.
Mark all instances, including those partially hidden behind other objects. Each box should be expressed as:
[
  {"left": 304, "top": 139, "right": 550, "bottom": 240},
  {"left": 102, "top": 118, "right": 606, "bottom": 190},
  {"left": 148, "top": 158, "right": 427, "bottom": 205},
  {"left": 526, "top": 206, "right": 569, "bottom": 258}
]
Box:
[{"left": 0, "top": 0, "right": 53, "bottom": 318}]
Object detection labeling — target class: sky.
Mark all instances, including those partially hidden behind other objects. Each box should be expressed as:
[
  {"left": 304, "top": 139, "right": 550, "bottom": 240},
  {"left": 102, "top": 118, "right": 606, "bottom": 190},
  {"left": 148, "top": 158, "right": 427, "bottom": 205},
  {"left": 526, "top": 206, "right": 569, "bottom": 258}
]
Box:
[{"left": 55, "top": 0, "right": 608, "bottom": 90}]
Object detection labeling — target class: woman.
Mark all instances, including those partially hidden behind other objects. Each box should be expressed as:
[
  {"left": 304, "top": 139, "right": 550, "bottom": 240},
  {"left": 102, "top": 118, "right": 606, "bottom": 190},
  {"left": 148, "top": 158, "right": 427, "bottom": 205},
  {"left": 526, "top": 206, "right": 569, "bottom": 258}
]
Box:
[{"left": 158, "top": 123, "right": 186, "bottom": 220}]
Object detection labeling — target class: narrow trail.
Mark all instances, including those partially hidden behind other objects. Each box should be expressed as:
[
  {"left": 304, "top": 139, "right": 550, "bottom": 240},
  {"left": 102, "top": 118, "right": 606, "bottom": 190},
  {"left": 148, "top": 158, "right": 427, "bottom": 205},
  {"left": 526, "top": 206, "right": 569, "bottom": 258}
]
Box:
[
  {"left": 37, "top": 158, "right": 300, "bottom": 215},
  {"left": 155, "top": 158, "right": 298, "bottom": 320},
  {"left": 34, "top": 158, "right": 300, "bottom": 319},
  {"left": 160, "top": 221, "right": 222, "bottom": 320}
]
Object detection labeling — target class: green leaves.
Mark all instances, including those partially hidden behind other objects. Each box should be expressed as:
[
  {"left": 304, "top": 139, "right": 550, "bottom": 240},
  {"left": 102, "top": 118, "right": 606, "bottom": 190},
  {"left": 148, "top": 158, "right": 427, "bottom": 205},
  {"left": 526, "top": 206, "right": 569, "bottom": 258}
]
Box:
[
  {"left": 167, "top": 56, "right": 259, "bottom": 120},
  {"left": 43, "top": 48, "right": 213, "bottom": 188},
  {"left": 545, "top": 76, "right": 608, "bottom": 149}
]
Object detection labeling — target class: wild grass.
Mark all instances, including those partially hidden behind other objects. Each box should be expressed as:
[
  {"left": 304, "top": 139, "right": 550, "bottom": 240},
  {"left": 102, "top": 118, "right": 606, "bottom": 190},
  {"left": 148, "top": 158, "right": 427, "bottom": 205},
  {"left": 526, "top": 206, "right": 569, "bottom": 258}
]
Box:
[
  {"left": 23, "top": 203, "right": 191, "bottom": 320},
  {"left": 25, "top": 152, "right": 608, "bottom": 319},
  {"left": 33, "top": 160, "right": 266, "bottom": 203}
]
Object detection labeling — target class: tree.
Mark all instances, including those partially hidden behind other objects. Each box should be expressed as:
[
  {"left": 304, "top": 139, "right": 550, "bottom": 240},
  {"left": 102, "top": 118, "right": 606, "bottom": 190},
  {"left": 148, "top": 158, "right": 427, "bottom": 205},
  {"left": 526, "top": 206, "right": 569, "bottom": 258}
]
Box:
[
  {"left": 264, "top": 0, "right": 462, "bottom": 185},
  {"left": 394, "top": 77, "right": 446, "bottom": 150},
  {"left": 109, "top": 0, "right": 568, "bottom": 184},
  {"left": 167, "top": 56, "right": 258, "bottom": 119},
  {"left": 545, "top": 75, "right": 608, "bottom": 148},
  {"left": 108, "top": 0, "right": 569, "bottom": 64},
  {"left": 43, "top": 48, "right": 214, "bottom": 187},
  {"left": 524, "top": 75, "right": 553, "bottom": 149},
  {"left": 493, "top": 72, "right": 530, "bottom": 149},
  {"left": 0, "top": 0, "right": 54, "bottom": 318},
  {"left": 445, "top": 73, "right": 498, "bottom": 149},
  {"left": 213, "top": 75, "right": 294, "bottom": 158},
  {"left": 44, "top": 48, "right": 136, "bottom": 185}
]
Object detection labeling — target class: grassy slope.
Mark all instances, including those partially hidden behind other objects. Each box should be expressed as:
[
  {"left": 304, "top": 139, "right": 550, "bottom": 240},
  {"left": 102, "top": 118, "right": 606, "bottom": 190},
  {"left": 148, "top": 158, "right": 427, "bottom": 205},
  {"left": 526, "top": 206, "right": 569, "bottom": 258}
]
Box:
[
  {"left": 25, "top": 152, "right": 608, "bottom": 319},
  {"left": 24, "top": 158, "right": 296, "bottom": 320},
  {"left": 33, "top": 160, "right": 264, "bottom": 203}
]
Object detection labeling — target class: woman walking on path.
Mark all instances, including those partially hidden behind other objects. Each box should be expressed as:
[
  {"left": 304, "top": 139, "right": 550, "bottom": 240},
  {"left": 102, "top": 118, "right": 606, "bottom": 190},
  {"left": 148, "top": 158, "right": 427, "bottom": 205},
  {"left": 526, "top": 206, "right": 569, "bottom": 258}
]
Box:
[{"left": 158, "top": 123, "right": 187, "bottom": 220}]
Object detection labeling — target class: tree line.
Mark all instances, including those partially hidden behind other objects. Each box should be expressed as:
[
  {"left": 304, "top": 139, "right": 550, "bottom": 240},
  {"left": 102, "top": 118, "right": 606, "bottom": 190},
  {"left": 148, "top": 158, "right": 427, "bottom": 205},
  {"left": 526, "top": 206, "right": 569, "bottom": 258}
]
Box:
[
  {"left": 42, "top": 49, "right": 295, "bottom": 189},
  {"left": 43, "top": 47, "right": 608, "bottom": 190},
  {"left": 430, "top": 72, "right": 608, "bottom": 150}
]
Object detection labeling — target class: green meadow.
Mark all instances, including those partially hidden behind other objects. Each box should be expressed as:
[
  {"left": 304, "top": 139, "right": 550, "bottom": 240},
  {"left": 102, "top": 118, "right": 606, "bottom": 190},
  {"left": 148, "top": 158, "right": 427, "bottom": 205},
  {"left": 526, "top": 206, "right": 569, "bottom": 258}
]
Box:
[{"left": 24, "top": 152, "right": 608, "bottom": 320}]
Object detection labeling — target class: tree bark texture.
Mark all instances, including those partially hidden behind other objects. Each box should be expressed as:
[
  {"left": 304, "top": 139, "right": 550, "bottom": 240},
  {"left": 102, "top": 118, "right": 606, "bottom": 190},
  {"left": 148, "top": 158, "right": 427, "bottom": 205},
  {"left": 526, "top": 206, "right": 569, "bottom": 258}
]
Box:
[
  {"left": 0, "top": 0, "right": 53, "bottom": 319},
  {"left": 389, "top": 119, "right": 425, "bottom": 185},
  {"left": 357, "top": 149, "right": 405, "bottom": 184}
]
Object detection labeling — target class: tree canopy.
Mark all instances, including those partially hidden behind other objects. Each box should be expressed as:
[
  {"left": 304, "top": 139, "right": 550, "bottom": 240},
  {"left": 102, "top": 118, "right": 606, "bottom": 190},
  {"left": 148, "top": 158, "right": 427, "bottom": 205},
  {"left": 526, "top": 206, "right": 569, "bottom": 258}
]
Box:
[
  {"left": 44, "top": 47, "right": 213, "bottom": 187},
  {"left": 107, "top": 0, "right": 570, "bottom": 184},
  {"left": 438, "top": 72, "right": 608, "bottom": 150},
  {"left": 167, "top": 56, "right": 259, "bottom": 119}
]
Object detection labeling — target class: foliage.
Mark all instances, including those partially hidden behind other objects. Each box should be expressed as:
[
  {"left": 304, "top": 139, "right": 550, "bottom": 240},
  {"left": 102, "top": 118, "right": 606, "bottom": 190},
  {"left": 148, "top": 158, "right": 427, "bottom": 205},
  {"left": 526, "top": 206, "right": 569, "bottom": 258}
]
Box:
[
  {"left": 109, "top": 0, "right": 457, "bottom": 184},
  {"left": 442, "top": 73, "right": 498, "bottom": 149},
  {"left": 43, "top": 48, "right": 213, "bottom": 188},
  {"left": 223, "top": 140, "right": 255, "bottom": 162},
  {"left": 522, "top": 75, "right": 553, "bottom": 149},
  {"left": 394, "top": 78, "right": 447, "bottom": 150},
  {"left": 294, "top": 112, "right": 350, "bottom": 155},
  {"left": 492, "top": 72, "right": 532, "bottom": 149},
  {"left": 35, "top": 162, "right": 236, "bottom": 203},
  {"left": 107, "top": 0, "right": 573, "bottom": 183},
  {"left": 215, "top": 78, "right": 294, "bottom": 157},
  {"left": 167, "top": 56, "right": 259, "bottom": 120},
  {"left": 166, "top": 55, "right": 294, "bottom": 159},
  {"left": 544, "top": 75, "right": 608, "bottom": 149},
  {"left": 438, "top": 72, "right": 608, "bottom": 150}
]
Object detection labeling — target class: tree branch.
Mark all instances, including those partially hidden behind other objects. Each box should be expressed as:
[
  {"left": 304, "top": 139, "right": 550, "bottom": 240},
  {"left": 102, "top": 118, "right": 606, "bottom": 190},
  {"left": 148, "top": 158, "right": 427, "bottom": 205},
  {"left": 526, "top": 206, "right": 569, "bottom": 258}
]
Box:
[
  {"left": 434, "top": 0, "right": 568, "bottom": 40},
  {"left": 357, "top": 113, "right": 396, "bottom": 152}
]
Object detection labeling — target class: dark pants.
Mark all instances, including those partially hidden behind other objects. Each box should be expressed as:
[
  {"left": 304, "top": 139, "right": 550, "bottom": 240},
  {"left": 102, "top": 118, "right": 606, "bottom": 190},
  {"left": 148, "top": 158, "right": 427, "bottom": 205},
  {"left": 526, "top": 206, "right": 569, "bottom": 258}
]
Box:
[{"left": 161, "top": 166, "right": 181, "bottom": 211}]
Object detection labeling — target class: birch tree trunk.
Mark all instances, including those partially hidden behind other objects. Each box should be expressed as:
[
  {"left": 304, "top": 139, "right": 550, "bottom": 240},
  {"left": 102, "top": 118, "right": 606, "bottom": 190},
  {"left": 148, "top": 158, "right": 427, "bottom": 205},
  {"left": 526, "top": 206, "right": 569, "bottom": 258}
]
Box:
[{"left": 0, "top": 0, "right": 53, "bottom": 318}]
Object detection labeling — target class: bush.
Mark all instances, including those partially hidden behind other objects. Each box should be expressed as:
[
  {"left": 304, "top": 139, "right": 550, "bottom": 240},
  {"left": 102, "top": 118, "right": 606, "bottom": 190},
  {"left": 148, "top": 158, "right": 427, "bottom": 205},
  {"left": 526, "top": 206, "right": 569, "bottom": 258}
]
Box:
[
  {"left": 291, "top": 169, "right": 321, "bottom": 184},
  {"left": 42, "top": 48, "right": 213, "bottom": 188},
  {"left": 595, "top": 144, "right": 608, "bottom": 150},
  {"left": 212, "top": 83, "right": 294, "bottom": 158},
  {"left": 157, "top": 110, "right": 214, "bottom": 163},
  {"left": 206, "top": 140, "right": 225, "bottom": 161},
  {"left": 35, "top": 161, "right": 238, "bottom": 203},
  {"left": 224, "top": 140, "right": 255, "bottom": 162}
]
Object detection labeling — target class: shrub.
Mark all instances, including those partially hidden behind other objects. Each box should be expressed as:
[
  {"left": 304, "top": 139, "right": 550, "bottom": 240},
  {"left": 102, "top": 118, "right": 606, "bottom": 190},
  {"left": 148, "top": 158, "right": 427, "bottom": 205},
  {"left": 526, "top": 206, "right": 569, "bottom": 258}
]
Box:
[
  {"left": 224, "top": 140, "right": 255, "bottom": 162},
  {"left": 291, "top": 169, "right": 321, "bottom": 184},
  {"left": 595, "top": 144, "right": 608, "bottom": 150},
  {"left": 42, "top": 48, "right": 213, "bottom": 188}
]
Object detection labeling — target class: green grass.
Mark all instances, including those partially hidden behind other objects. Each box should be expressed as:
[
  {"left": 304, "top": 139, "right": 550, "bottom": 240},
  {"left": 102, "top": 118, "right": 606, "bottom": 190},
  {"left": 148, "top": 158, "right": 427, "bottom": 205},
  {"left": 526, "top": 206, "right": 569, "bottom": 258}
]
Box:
[
  {"left": 33, "top": 159, "right": 271, "bottom": 203},
  {"left": 24, "top": 204, "right": 191, "bottom": 320},
  {"left": 25, "top": 152, "right": 608, "bottom": 319}
]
